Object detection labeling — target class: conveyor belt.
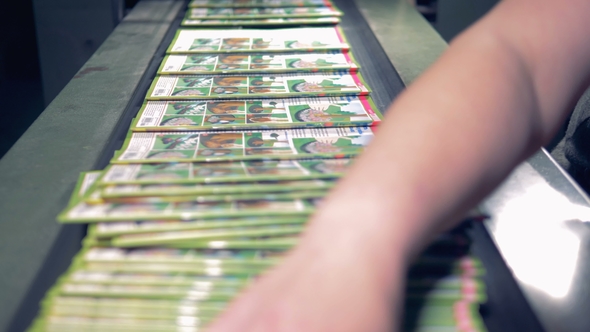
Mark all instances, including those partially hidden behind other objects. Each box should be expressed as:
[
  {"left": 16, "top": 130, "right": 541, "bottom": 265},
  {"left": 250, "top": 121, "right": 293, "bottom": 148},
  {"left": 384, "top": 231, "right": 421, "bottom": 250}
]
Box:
[{"left": 3, "top": 0, "right": 589, "bottom": 331}]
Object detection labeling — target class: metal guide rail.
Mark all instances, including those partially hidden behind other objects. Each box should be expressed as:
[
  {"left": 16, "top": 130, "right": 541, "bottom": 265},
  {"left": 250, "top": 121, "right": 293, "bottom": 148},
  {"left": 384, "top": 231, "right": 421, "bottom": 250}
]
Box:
[{"left": 1, "top": 0, "right": 587, "bottom": 331}]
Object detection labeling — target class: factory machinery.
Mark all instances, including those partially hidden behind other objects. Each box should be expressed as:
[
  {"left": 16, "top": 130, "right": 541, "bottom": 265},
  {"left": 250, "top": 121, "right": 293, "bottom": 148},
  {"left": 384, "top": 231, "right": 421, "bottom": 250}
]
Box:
[{"left": 1, "top": 0, "right": 589, "bottom": 331}]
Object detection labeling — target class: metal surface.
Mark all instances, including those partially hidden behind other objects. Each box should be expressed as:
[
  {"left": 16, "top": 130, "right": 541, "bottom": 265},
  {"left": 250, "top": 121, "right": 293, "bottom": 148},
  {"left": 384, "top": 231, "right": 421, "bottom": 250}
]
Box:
[
  {"left": 482, "top": 150, "right": 590, "bottom": 332},
  {"left": 0, "top": 1, "right": 183, "bottom": 331},
  {"left": 355, "top": 0, "right": 447, "bottom": 85},
  {"left": 335, "top": 0, "right": 405, "bottom": 111},
  {"left": 434, "top": 0, "right": 499, "bottom": 42}
]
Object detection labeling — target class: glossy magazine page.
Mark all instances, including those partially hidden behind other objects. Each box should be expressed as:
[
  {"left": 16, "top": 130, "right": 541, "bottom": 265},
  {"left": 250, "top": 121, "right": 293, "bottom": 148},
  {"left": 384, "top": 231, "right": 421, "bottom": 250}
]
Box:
[
  {"left": 131, "top": 96, "right": 380, "bottom": 132},
  {"left": 100, "top": 159, "right": 350, "bottom": 185},
  {"left": 167, "top": 27, "right": 349, "bottom": 54},
  {"left": 112, "top": 127, "right": 373, "bottom": 164},
  {"left": 157, "top": 52, "right": 358, "bottom": 75},
  {"left": 146, "top": 72, "right": 369, "bottom": 100}
]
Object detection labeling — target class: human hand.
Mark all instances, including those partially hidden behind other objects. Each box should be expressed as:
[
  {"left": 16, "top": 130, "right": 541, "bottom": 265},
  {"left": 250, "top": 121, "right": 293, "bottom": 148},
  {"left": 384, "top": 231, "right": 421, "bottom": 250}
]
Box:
[{"left": 206, "top": 238, "right": 402, "bottom": 332}]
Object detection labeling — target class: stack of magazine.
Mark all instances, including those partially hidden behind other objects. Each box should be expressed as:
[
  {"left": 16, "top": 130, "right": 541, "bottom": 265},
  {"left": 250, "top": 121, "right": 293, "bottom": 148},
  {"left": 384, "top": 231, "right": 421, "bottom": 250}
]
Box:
[{"left": 29, "top": 0, "right": 488, "bottom": 331}]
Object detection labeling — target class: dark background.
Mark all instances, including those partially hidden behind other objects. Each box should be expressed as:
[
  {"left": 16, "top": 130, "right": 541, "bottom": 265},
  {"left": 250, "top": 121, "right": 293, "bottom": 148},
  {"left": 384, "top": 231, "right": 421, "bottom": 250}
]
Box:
[
  {"left": 0, "top": 0, "right": 44, "bottom": 158},
  {"left": 0, "top": 0, "right": 140, "bottom": 159}
]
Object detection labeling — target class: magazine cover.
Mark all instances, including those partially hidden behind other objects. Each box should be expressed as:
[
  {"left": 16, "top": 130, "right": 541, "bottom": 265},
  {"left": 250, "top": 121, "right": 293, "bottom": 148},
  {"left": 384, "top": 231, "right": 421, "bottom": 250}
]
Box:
[
  {"left": 112, "top": 127, "right": 374, "bottom": 163},
  {"left": 39, "top": 296, "right": 229, "bottom": 323},
  {"left": 181, "top": 16, "right": 340, "bottom": 27},
  {"left": 59, "top": 198, "right": 319, "bottom": 223},
  {"left": 101, "top": 180, "right": 336, "bottom": 199},
  {"left": 80, "top": 235, "right": 299, "bottom": 250},
  {"left": 131, "top": 96, "right": 381, "bottom": 131},
  {"left": 100, "top": 159, "right": 351, "bottom": 185},
  {"left": 66, "top": 172, "right": 102, "bottom": 207},
  {"left": 55, "top": 284, "right": 242, "bottom": 302},
  {"left": 78, "top": 259, "right": 271, "bottom": 275},
  {"left": 92, "top": 216, "right": 309, "bottom": 239},
  {"left": 185, "top": 6, "right": 342, "bottom": 19},
  {"left": 146, "top": 72, "right": 370, "bottom": 100},
  {"left": 111, "top": 224, "right": 304, "bottom": 247},
  {"left": 93, "top": 189, "right": 327, "bottom": 204},
  {"left": 167, "top": 27, "right": 349, "bottom": 54},
  {"left": 188, "top": 0, "right": 332, "bottom": 8},
  {"left": 64, "top": 271, "right": 250, "bottom": 288},
  {"left": 157, "top": 52, "right": 358, "bottom": 75},
  {"left": 79, "top": 247, "right": 281, "bottom": 265},
  {"left": 30, "top": 315, "right": 210, "bottom": 332},
  {"left": 162, "top": 236, "right": 299, "bottom": 250}
]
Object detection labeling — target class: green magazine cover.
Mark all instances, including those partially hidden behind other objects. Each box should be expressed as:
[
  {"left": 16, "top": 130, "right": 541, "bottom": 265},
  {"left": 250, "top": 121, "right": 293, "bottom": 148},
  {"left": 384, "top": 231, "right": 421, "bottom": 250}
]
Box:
[
  {"left": 92, "top": 189, "right": 328, "bottom": 204},
  {"left": 111, "top": 127, "right": 374, "bottom": 164},
  {"left": 77, "top": 172, "right": 102, "bottom": 200},
  {"left": 92, "top": 216, "right": 309, "bottom": 239},
  {"left": 131, "top": 96, "right": 381, "bottom": 132},
  {"left": 59, "top": 198, "right": 318, "bottom": 223},
  {"left": 111, "top": 224, "right": 304, "bottom": 247},
  {"left": 60, "top": 247, "right": 280, "bottom": 275},
  {"left": 146, "top": 72, "right": 370, "bottom": 100},
  {"left": 42, "top": 295, "right": 228, "bottom": 314},
  {"left": 100, "top": 159, "right": 351, "bottom": 185},
  {"left": 66, "top": 171, "right": 102, "bottom": 207},
  {"left": 60, "top": 246, "right": 282, "bottom": 272},
  {"left": 63, "top": 171, "right": 104, "bottom": 210},
  {"left": 185, "top": 6, "right": 342, "bottom": 19},
  {"left": 64, "top": 271, "right": 250, "bottom": 287},
  {"left": 40, "top": 309, "right": 221, "bottom": 327},
  {"left": 164, "top": 236, "right": 299, "bottom": 250},
  {"left": 157, "top": 52, "right": 358, "bottom": 75},
  {"left": 188, "top": 0, "right": 332, "bottom": 8},
  {"left": 78, "top": 247, "right": 282, "bottom": 265},
  {"left": 167, "top": 27, "right": 348, "bottom": 54},
  {"left": 101, "top": 180, "right": 336, "bottom": 199},
  {"left": 79, "top": 258, "right": 280, "bottom": 277},
  {"left": 29, "top": 315, "right": 209, "bottom": 332},
  {"left": 78, "top": 260, "right": 269, "bottom": 276},
  {"left": 181, "top": 16, "right": 340, "bottom": 27},
  {"left": 54, "top": 282, "right": 243, "bottom": 301},
  {"left": 84, "top": 235, "right": 299, "bottom": 250},
  {"left": 39, "top": 296, "right": 228, "bottom": 322}
]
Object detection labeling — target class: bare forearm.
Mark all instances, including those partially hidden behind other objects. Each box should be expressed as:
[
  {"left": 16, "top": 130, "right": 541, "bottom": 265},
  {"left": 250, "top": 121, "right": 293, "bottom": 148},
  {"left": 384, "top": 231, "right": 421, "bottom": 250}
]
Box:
[{"left": 304, "top": 0, "right": 590, "bottom": 293}]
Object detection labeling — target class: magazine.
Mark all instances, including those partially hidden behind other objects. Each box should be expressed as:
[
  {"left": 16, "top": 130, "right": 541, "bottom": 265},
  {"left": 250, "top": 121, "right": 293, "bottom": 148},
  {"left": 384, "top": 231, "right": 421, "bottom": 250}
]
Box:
[
  {"left": 112, "top": 127, "right": 374, "bottom": 163},
  {"left": 158, "top": 52, "right": 358, "bottom": 75},
  {"left": 167, "top": 27, "right": 349, "bottom": 54},
  {"left": 131, "top": 97, "right": 380, "bottom": 132},
  {"left": 185, "top": 6, "right": 342, "bottom": 19},
  {"left": 188, "top": 0, "right": 332, "bottom": 8},
  {"left": 60, "top": 198, "right": 319, "bottom": 223},
  {"left": 181, "top": 16, "right": 340, "bottom": 27},
  {"left": 100, "top": 159, "right": 351, "bottom": 185},
  {"left": 146, "top": 72, "right": 369, "bottom": 100}
]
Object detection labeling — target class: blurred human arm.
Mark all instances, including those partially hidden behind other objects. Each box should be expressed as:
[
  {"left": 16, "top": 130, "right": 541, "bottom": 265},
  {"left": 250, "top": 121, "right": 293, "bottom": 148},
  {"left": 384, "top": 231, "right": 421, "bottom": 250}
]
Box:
[{"left": 207, "top": 0, "right": 590, "bottom": 331}]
